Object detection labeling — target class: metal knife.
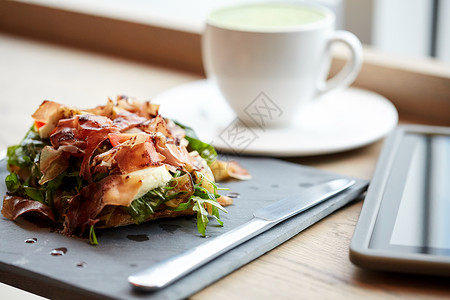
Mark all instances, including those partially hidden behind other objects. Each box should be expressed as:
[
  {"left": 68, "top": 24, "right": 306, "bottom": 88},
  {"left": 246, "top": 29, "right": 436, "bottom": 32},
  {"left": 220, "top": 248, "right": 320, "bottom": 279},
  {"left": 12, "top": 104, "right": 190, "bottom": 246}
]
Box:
[{"left": 128, "top": 178, "right": 355, "bottom": 291}]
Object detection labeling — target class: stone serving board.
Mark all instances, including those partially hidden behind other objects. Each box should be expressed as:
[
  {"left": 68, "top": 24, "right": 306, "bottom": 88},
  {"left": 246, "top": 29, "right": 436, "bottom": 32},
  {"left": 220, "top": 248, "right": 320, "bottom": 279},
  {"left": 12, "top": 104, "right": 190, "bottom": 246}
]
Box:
[{"left": 0, "top": 156, "right": 368, "bottom": 299}]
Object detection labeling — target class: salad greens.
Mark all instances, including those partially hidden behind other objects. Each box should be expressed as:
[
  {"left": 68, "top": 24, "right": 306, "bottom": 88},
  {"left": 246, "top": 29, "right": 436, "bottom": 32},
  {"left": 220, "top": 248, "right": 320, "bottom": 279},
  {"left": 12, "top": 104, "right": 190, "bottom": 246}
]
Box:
[
  {"left": 123, "top": 171, "right": 227, "bottom": 237},
  {"left": 173, "top": 121, "right": 217, "bottom": 165},
  {"left": 89, "top": 224, "right": 99, "bottom": 246},
  {"left": 7, "top": 125, "right": 46, "bottom": 172},
  {"left": 6, "top": 126, "right": 86, "bottom": 212},
  {"left": 5, "top": 122, "right": 227, "bottom": 243}
]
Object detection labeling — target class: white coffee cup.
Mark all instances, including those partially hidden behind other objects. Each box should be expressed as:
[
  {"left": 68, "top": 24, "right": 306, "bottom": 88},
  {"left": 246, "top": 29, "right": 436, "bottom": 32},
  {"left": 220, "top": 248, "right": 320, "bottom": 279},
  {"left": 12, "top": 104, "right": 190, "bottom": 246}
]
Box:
[{"left": 202, "top": 2, "right": 363, "bottom": 128}]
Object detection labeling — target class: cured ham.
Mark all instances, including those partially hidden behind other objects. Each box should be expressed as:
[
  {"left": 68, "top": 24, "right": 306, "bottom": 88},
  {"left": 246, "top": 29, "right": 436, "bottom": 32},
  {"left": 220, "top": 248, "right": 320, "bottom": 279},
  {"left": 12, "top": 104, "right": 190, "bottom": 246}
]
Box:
[
  {"left": 2, "top": 195, "right": 55, "bottom": 222},
  {"left": 2, "top": 96, "right": 250, "bottom": 243}
]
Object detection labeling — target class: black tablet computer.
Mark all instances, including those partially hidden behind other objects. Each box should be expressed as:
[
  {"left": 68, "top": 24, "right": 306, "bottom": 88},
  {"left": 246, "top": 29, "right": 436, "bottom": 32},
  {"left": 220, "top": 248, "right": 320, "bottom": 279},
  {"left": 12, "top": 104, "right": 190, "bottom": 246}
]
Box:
[{"left": 350, "top": 124, "right": 450, "bottom": 276}]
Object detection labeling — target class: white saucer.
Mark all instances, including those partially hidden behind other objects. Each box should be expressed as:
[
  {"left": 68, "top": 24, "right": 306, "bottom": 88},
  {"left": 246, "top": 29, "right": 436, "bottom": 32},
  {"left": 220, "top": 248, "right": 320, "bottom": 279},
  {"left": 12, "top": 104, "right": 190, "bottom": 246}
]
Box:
[{"left": 154, "top": 79, "right": 398, "bottom": 156}]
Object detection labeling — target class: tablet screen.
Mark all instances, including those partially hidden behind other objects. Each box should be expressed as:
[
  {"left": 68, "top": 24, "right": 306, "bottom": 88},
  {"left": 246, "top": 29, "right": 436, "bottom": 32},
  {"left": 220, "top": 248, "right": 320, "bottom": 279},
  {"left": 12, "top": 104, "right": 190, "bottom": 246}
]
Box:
[{"left": 369, "top": 133, "right": 450, "bottom": 256}]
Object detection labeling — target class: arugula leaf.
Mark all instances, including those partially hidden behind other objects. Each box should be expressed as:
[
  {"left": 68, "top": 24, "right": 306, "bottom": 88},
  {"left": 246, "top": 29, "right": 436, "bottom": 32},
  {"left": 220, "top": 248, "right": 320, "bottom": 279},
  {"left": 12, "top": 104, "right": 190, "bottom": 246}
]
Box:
[
  {"left": 210, "top": 205, "right": 224, "bottom": 226},
  {"left": 42, "top": 170, "right": 77, "bottom": 207},
  {"left": 172, "top": 121, "right": 199, "bottom": 139},
  {"left": 5, "top": 173, "right": 22, "bottom": 194},
  {"left": 7, "top": 145, "right": 32, "bottom": 170},
  {"left": 122, "top": 170, "right": 227, "bottom": 236},
  {"left": 171, "top": 198, "right": 193, "bottom": 211},
  {"left": 24, "top": 187, "right": 45, "bottom": 204},
  {"left": 5, "top": 149, "right": 85, "bottom": 212},
  {"left": 20, "top": 127, "right": 47, "bottom": 159},
  {"left": 174, "top": 172, "right": 227, "bottom": 236},
  {"left": 6, "top": 125, "right": 48, "bottom": 195},
  {"left": 192, "top": 196, "right": 209, "bottom": 237},
  {"left": 185, "top": 136, "right": 217, "bottom": 165},
  {"left": 89, "top": 225, "right": 98, "bottom": 246},
  {"left": 122, "top": 172, "right": 193, "bottom": 224},
  {"left": 5, "top": 173, "right": 46, "bottom": 204},
  {"left": 173, "top": 120, "right": 217, "bottom": 165},
  {"left": 192, "top": 171, "right": 222, "bottom": 201},
  {"left": 7, "top": 125, "right": 47, "bottom": 171},
  {"left": 191, "top": 172, "right": 227, "bottom": 235},
  {"left": 191, "top": 196, "right": 227, "bottom": 236},
  {"left": 123, "top": 190, "right": 165, "bottom": 224}
]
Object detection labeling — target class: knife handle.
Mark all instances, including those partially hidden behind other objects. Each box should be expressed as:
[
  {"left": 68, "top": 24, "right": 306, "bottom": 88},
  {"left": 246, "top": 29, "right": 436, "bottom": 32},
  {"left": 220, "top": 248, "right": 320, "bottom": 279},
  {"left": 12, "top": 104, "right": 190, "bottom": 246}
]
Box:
[{"left": 128, "top": 218, "right": 271, "bottom": 291}]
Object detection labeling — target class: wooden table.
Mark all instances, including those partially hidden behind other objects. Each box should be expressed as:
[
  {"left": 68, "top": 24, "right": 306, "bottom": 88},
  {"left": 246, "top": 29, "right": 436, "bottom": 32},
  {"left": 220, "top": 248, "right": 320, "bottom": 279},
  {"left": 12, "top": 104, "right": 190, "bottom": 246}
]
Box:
[{"left": 0, "top": 32, "right": 449, "bottom": 299}]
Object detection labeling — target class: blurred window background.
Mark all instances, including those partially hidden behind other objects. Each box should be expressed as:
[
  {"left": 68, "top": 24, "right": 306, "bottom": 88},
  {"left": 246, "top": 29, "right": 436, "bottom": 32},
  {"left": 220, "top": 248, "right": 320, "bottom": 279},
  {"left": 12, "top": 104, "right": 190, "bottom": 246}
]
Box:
[{"left": 10, "top": 0, "right": 450, "bottom": 63}]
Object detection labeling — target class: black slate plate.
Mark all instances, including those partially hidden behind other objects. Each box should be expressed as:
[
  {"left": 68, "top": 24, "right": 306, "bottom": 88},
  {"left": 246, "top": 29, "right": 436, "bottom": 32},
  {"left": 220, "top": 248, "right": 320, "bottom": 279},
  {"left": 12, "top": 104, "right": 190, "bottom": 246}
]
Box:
[{"left": 0, "top": 156, "right": 368, "bottom": 300}]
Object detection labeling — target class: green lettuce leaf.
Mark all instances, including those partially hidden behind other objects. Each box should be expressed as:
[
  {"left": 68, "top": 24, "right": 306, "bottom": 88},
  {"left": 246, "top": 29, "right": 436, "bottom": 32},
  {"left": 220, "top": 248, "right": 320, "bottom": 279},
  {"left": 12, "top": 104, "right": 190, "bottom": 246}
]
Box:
[
  {"left": 173, "top": 120, "right": 217, "bottom": 165},
  {"left": 89, "top": 225, "right": 99, "bottom": 246},
  {"left": 191, "top": 196, "right": 227, "bottom": 236},
  {"left": 5, "top": 173, "right": 22, "bottom": 194},
  {"left": 123, "top": 188, "right": 166, "bottom": 224},
  {"left": 24, "top": 187, "right": 45, "bottom": 204},
  {"left": 123, "top": 170, "right": 227, "bottom": 236},
  {"left": 7, "top": 125, "right": 47, "bottom": 171}
]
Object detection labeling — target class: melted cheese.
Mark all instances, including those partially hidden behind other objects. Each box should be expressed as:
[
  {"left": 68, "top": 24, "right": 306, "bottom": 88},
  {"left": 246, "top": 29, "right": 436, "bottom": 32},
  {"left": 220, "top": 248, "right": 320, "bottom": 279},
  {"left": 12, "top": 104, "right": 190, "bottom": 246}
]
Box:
[{"left": 129, "top": 165, "right": 172, "bottom": 200}]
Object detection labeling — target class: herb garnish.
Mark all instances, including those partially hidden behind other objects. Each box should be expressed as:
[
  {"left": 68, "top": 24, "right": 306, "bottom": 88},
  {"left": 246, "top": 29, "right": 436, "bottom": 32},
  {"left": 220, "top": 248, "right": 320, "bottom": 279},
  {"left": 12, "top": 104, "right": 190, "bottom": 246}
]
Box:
[{"left": 173, "top": 121, "right": 218, "bottom": 165}]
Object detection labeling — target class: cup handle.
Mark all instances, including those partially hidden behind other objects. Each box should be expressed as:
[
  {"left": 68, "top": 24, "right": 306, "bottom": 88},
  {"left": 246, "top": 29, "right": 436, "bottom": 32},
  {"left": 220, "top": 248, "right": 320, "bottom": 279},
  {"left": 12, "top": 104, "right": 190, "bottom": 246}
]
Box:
[{"left": 317, "top": 30, "right": 363, "bottom": 96}]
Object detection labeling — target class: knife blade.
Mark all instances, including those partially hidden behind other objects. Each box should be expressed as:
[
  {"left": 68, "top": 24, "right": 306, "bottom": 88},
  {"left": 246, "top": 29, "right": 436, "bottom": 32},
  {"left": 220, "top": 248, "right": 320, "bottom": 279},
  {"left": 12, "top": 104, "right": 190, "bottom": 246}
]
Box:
[{"left": 128, "top": 178, "right": 355, "bottom": 291}]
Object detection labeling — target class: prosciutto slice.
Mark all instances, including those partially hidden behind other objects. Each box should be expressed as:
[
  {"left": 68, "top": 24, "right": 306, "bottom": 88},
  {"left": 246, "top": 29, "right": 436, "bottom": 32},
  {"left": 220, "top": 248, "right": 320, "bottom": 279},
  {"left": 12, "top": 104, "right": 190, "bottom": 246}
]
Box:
[
  {"left": 154, "top": 134, "right": 200, "bottom": 172},
  {"left": 47, "top": 111, "right": 175, "bottom": 182},
  {"left": 2, "top": 195, "right": 55, "bottom": 222},
  {"left": 91, "top": 132, "right": 198, "bottom": 177},
  {"left": 62, "top": 173, "right": 144, "bottom": 234},
  {"left": 38, "top": 146, "right": 70, "bottom": 184},
  {"left": 32, "top": 101, "right": 84, "bottom": 138},
  {"left": 3, "top": 97, "right": 244, "bottom": 238},
  {"left": 50, "top": 114, "right": 117, "bottom": 182},
  {"left": 116, "top": 96, "right": 159, "bottom": 119}
]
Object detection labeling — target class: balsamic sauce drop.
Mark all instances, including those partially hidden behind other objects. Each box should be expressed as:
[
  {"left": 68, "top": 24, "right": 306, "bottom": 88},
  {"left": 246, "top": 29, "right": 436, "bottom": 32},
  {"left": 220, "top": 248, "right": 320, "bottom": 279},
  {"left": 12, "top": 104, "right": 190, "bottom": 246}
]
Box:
[
  {"left": 159, "top": 224, "right": 181, "bottom": 234},
  {"left": 226, "top": 192, "right": 241, "bottom": 198},
  {"left": 126, "top": 234, "right": 149, "bottom": 242},
  {"left": 50, "top": 247, "right": 67, "bottom": 256}
]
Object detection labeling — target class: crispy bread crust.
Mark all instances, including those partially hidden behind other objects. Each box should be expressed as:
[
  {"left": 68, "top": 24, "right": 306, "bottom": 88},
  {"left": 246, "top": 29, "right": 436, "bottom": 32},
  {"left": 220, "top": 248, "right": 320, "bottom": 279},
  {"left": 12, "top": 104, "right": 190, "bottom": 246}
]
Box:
[{"left": 96, "top": 206, "right": 195, "bottom": 229}]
